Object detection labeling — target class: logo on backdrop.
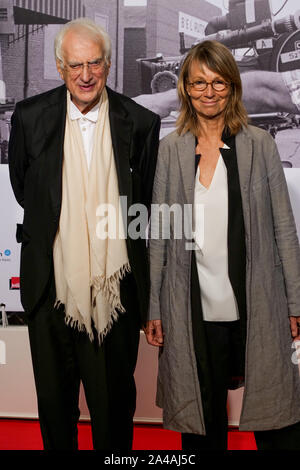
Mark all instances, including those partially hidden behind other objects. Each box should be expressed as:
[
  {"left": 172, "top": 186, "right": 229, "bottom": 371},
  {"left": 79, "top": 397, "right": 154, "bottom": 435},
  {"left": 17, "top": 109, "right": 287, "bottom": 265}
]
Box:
[
  {"left": 9, "top": 277, "right": 20, "bottom": 290},
  {"left": 0, "top": 249, "right": 12, "bottom": 262}
]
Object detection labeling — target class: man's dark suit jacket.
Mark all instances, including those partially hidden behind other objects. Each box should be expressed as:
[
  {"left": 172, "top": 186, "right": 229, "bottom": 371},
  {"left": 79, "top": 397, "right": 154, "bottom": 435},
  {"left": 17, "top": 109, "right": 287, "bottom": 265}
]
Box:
[{"left": 8, "top": 85, "right": 160, "bottom": 325}]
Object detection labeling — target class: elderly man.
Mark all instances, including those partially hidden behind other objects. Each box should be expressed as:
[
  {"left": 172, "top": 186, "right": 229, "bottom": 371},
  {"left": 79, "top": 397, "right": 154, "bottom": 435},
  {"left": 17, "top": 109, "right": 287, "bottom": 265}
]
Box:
[{"left": 8, "top": 18, "right": 160, "bottom": 450}]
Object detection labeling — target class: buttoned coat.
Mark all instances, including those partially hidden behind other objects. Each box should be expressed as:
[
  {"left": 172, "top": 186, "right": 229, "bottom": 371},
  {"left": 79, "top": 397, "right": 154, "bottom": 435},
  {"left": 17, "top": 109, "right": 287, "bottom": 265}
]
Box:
[{"left": 148, "top": 124, "right": 300, "bottom": 433}]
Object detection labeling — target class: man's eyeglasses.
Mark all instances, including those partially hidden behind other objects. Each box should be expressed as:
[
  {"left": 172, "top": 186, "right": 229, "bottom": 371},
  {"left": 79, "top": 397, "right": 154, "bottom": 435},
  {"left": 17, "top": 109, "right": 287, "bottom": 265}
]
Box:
[
  {"left": 187, "top": 80, "right": 230, "bottom": 92},
  {"left": 65, "top": 58, "right": 106, "bottom": 76}
]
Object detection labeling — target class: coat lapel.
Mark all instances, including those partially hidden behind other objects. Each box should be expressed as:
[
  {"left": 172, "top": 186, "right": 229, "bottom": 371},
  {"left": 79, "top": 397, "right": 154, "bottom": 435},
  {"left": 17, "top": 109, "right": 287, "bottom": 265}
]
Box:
[
  {"left": 177, "top": 131, "right": 196, "bottom": 205},
  {"left": 107, "top": 86, "right": 133, "bottom": 210},
  {"left": 176, "top": 127, "right": 253, "bottom": 216},
  {"left": 42, "top": 85, "right": 67, "bottom": 225},
  {"left": 235, "top": 127, "right": 254, "bottom": 237}
]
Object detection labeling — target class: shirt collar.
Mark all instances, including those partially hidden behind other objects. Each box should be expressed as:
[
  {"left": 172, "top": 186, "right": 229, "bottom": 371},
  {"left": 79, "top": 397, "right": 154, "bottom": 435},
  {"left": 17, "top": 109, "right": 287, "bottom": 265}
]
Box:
[{"left": 69, "top": 98, "right": 100, "bottom": 123}]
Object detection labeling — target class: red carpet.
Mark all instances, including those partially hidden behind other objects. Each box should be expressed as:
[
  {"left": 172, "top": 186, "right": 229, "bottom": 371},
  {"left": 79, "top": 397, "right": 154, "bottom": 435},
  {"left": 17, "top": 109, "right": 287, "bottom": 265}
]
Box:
[{"left": 0, "top": 419, "right": 257, "bottom": 450}]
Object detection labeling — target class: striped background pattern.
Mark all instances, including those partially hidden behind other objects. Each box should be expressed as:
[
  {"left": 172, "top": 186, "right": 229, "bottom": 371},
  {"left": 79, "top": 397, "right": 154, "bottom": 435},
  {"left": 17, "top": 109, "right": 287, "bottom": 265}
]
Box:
[{"left": 13, "top": 0, "right": 85, "bottom": 20}]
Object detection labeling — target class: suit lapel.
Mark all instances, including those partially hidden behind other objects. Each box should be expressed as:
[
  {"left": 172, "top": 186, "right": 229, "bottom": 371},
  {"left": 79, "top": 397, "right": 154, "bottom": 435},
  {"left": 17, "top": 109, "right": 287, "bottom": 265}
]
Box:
[
  {"left": 177, "top": 131, "right": 195, "bottom": 205},
  {"left": 107, "top": 86, "right": 133, "bottom": 210},
  {"left": 42, "top": 86, "right": 67, "bottom": 225}
]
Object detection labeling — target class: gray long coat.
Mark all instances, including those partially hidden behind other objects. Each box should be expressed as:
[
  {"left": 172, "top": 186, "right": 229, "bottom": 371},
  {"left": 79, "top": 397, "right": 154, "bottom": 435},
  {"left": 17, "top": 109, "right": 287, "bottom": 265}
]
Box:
[{"left": 148, "top": 124, "right": 300, "bottom": 434}]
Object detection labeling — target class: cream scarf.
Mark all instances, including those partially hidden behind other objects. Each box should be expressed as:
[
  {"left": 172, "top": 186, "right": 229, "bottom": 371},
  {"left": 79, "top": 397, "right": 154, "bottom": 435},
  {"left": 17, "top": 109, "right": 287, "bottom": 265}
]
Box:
[{"left": 53, "top": 88, "right": 130, "bottom": 342}]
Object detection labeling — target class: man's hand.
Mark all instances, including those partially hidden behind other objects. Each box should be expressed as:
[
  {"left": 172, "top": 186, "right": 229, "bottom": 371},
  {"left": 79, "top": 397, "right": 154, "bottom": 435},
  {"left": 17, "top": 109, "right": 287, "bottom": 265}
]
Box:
[
  {"left": 289, "top": 316, "right": 300, "bottom": 341},
  {"left": 145, "top": 320, "right": 164, "bottom": 347}
]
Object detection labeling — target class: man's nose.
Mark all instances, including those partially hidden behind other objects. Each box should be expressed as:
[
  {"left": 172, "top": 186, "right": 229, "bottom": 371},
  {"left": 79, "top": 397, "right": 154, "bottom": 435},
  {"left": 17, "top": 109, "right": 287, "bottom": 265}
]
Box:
[{"left": 80, "top": 64, "right": 92, "bottom": 82}]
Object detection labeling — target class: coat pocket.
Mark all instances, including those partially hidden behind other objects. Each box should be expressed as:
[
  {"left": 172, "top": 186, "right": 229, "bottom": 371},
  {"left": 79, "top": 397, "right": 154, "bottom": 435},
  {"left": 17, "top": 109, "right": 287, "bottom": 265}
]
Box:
[
  {"left": 16, "top": 224, "right": 23, "bottom": 243},
  {"left": 16, "top": 223, "right": 31, "bottom": 244}
]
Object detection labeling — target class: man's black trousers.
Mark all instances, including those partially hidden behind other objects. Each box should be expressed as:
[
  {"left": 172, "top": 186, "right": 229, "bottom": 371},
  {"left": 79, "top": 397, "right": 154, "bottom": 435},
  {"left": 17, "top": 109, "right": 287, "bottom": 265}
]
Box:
[{"left": 27, "top": 272, "right": 140, "bottom": 450}]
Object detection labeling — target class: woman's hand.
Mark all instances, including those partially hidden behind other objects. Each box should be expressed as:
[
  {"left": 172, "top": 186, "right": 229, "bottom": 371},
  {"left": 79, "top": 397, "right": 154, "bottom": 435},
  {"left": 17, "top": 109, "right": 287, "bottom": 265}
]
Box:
[
  {"left": 290, "top": 316, "right": 300, "bottom": 342},
  {"left": 145, "top": 320, "right": 164, "bottom": 347}
]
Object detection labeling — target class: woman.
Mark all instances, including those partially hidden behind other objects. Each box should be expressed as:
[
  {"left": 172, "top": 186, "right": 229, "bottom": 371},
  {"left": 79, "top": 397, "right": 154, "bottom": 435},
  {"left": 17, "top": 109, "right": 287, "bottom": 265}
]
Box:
[{"left": 146, "top": 40, "right": 300, "bottom": 450}]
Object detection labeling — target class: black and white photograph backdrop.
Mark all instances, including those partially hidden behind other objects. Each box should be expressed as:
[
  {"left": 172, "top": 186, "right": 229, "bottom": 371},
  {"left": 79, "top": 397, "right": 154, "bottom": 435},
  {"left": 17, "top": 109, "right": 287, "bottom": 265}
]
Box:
[{"left": 0, "top": 0, "right": 300, "bottom": 313}]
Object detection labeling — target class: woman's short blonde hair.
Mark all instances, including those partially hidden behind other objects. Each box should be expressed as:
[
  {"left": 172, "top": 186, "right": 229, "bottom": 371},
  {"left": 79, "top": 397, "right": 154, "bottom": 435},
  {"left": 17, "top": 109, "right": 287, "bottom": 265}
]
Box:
[{"left": 177, "top": 40, "right": 248, "bottom": 136}]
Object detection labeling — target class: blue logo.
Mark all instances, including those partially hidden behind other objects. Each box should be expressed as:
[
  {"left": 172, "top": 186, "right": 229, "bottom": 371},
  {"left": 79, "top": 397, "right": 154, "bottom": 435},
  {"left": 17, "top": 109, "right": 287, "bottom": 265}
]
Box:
[{"left": 4, "top": 250, "right": 11, "bottom": 257}]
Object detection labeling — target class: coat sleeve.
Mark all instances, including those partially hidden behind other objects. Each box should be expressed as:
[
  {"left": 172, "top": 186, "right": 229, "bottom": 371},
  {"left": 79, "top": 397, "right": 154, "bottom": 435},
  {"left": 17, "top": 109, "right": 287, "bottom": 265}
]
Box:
[
  {"left": 148, "top": 138, "right": 170, "bottom": 321},
  {"left": 139, "top": 114, "right": 161, "bottom": 212},
  {"left": 8, "top": 104, "right": 28, "bottom": 209},
  {"left": 265, "top": 133, "right": 300, "bottom": 317}
]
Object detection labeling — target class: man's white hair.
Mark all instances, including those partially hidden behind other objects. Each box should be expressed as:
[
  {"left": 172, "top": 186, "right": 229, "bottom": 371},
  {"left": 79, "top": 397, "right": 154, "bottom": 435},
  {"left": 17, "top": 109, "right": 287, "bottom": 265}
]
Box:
[{"left": 54, "top": 17, "right": 112, "bottom": 67}]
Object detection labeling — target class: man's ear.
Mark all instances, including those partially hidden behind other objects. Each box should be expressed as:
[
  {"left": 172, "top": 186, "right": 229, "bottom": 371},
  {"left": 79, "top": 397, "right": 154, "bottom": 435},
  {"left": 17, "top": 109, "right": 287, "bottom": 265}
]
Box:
[
  {"left": 106, "top": 61, "right": 111, "bottom": 74},
  {"left": 56, "top": 60, "right": 64, "bottom": 81}
]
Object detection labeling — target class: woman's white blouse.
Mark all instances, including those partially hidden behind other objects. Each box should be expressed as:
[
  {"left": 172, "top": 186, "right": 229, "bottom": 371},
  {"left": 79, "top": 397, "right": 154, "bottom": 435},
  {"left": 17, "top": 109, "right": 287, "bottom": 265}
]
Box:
[{"left": 193, "top": 146, "right": 239, "bottom": 322}]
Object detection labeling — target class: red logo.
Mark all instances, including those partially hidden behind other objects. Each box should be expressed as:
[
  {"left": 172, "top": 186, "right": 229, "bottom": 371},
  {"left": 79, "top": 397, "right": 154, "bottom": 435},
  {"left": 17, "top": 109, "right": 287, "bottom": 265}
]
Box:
[{"left": 9, "top": 277, "right": 20, "bottom": 290}]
